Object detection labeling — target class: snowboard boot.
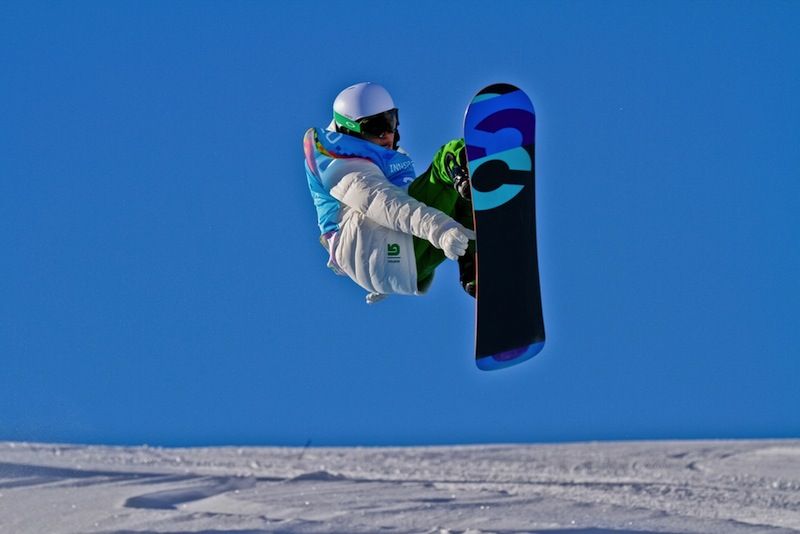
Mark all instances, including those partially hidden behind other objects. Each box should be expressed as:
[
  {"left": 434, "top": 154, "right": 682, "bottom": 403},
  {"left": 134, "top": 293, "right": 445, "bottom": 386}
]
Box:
[{"left": 458, "top": 252, "right": 476, "bottom": 298}]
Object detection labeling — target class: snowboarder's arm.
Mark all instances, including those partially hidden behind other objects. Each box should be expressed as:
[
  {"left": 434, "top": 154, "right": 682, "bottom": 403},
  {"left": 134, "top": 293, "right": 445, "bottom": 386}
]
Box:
[{"left": 326, "top": 158, "right": 472, "bottom": 256}]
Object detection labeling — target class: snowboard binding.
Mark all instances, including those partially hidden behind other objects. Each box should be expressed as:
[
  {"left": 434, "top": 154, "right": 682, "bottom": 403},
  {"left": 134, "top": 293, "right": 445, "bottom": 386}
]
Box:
[{"left": 444, "top": 152, "right": 471, "bottom": 201}]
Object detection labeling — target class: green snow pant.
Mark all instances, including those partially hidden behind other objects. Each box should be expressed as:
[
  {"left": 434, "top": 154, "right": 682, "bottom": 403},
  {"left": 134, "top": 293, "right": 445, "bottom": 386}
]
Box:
[{"left": 408, "top": 139, "right": 474, "bottom": 292}]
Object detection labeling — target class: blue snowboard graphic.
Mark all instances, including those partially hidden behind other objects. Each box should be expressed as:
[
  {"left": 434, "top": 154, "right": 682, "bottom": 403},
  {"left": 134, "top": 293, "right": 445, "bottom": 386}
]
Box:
[{"left": 464, "top": 83, "right": 545, "bottom": 370}]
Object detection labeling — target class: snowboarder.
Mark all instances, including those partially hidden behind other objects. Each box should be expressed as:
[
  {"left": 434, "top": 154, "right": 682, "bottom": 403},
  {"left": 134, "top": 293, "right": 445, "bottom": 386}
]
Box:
[{"left": 303, "top": 82, "right": 476, "bottom": 304}]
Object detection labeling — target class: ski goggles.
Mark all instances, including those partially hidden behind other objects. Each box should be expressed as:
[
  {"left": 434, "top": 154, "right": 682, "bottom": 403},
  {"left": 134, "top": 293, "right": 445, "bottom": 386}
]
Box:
[{"left": 335, "top": 109, "right": 399, "bottom": 138}]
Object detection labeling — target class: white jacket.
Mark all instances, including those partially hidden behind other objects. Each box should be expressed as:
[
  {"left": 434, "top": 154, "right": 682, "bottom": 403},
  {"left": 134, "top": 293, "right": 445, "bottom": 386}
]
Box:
[{"left": 323, "top": 157, "right": 463, "bottom": 296}]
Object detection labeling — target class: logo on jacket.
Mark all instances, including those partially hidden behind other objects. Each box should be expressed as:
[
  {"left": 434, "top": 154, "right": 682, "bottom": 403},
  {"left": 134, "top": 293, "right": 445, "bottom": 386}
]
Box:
[
  {"left": 387, "top": 243, "right": 401, "bottom": 263},
  {"left": 389, "top": 160, "right": 413, "bottom": 174}
]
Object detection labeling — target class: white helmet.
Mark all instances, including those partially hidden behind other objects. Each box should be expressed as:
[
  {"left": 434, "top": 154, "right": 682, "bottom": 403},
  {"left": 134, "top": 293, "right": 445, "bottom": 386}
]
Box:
[{"left": 333, "top": 82, "right": 396, "bottom": 130}]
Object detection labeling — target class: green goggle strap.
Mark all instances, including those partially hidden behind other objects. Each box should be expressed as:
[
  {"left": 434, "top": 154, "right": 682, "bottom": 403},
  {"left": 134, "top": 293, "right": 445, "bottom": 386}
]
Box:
[{"left": 333, "top": 111, "right": 361, "bottom": 133}]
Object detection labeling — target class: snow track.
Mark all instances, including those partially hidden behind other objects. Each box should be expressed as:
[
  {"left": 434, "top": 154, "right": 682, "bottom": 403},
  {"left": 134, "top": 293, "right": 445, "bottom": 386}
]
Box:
[{"left": 0, "top": 440, "right": 797, "bottom": 533}]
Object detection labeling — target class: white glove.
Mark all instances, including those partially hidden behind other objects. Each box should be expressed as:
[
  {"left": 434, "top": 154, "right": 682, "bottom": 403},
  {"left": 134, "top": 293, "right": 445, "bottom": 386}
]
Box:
[{"left": 438, "top": 226, "right": 475, "bottom": 261}]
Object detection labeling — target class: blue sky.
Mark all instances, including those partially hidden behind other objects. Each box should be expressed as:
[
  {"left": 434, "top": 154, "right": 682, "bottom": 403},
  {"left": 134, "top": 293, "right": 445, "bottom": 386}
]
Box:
[{"left": 1, "top": 1, "right": 798, "bottom": 447}]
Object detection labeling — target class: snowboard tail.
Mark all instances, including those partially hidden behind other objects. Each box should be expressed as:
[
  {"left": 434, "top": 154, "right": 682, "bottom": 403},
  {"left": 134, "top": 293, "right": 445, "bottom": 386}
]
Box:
[{"left": 463, "top": 83, "right": 545, "bottom": 370}]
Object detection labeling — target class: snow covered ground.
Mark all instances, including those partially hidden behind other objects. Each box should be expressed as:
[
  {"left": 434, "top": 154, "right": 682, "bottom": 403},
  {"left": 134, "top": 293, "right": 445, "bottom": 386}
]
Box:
[{"left": 0, "top": 440, "right": 798, "bottom": 533}]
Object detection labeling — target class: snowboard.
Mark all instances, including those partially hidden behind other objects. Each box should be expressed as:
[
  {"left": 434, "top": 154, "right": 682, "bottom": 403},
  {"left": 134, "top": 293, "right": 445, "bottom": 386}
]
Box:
[{"left": 463, "top": 83, "right": 545, "bottom": 370}]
